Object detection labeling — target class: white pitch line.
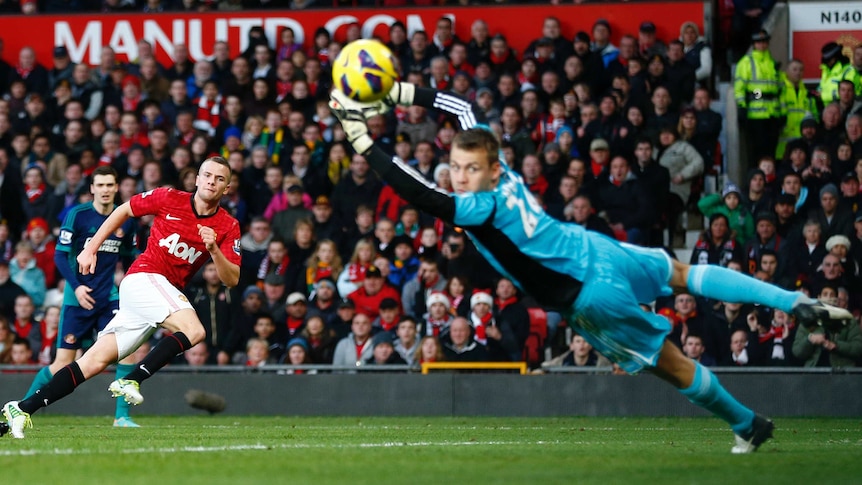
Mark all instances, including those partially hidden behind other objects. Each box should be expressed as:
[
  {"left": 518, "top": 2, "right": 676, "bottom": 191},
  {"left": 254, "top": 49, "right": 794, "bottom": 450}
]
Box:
[{"left": 0, "top": 440, "right": 567, "bottom": 457}]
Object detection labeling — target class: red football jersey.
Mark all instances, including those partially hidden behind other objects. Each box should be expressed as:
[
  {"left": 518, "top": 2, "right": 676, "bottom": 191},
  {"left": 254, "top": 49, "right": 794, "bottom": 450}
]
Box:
[{"left": 128, "top": 187, "right": 241, "bottom": 289}]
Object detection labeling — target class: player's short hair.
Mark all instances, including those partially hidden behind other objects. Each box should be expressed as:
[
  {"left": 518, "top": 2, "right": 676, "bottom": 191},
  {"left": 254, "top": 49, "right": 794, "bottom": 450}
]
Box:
[
  {"left": 452, "top": 128, "right": 499, "bottom": 167},
  {"left": 202, "top": 155, "right": 231, "bottom": 173},
  {"left": 92, "top": 165, "right": 118, "bottom": 181}
]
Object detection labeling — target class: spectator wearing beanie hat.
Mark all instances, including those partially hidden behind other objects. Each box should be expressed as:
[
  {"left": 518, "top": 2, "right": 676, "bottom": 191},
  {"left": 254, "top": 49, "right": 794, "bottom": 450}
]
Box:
[
  {"left": 373, "top": 297, "right": 402, "bottom": 333},
  {"left": 282, "top": 338, "right": 315, "bottom": 372},
  {"left": 698, "top": 181, "right": 755, "bottom": 245},
  {"left": 591, "top": 18, "right": 619, "bottom": 68},
  {"left": 743, "top": 168, "right": 773, "bottom": 219},
  {"left": 25, "top": 217, "right": 57, "bottom": 289},
  {"left": 825, "top": 234, "right": 852, "bottom": 254},
  {"left": 824, "top": 234, "right": 859, "bottom": 280},
  {"left": 468, "top": 289, "right": 495, "bottom": 346},
  {"left": 365, "top": 331, "right": 406, "bottom": 365},
  {"left": 838, "top": 172, "right": 862, "bottom": 214},
  {"left": 120, "top": 74, "right": 142, "bottom": 112},
  {"left": 220, "top": 126, "right": 244, "bottom": 160},
  {"left": 401, "top": 256, "right": 447, "bottom": 320},
  {"left": 422, "top": 291, "right": 453, "bottom": 338},
  {"left": 387, "top": 235, "right": 420, "bottom": 291},
  {"left": 810, "top": 183, "right": 853, "bottom": 242}
]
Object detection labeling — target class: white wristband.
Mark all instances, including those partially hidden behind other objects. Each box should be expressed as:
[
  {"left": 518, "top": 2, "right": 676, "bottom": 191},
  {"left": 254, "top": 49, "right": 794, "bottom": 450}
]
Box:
[{"left": 392, "top": 82, "right": 416, "bottom": 106}]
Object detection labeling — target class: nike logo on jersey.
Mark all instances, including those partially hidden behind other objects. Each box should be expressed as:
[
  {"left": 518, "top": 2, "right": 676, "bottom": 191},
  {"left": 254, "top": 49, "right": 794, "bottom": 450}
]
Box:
[{"left": 166, "top": 214, "right": 181, "bottom": 221}]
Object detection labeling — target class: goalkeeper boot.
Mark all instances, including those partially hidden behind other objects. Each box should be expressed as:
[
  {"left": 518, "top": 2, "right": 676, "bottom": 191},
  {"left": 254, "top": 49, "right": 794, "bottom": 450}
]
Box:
[
  {"left": 3, "top": 401, "right": 32, "bottom": 439},
  {"left": 792, "top": 300, "right": 854, "bottom": 332},
  {"left": 731, "top": 414, "right": 774, "bottom": 454},
  {"left": 108, "top": 379, "right": 144, "bottom": 405}
]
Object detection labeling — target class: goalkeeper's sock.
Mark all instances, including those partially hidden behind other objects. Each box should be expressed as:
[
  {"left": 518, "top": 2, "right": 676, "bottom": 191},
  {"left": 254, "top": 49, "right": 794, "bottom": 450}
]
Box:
[
  {"left": 679, "top": 362, "right": 756, "bottom": 436},
  {"left": 19, "top": 363, "right": 86, "bottom": 415},
  {"left": 123, "top": 332, "right": 193, "bottom": 384},
  {"left": 23, "top": 366, "right": 53, "bottom": 400},
  {"left": 686, "top": 264, "right": 809, "bottom": 312},
  {"left": 114, "top": 363, "right": 135, "bottom": 419}
]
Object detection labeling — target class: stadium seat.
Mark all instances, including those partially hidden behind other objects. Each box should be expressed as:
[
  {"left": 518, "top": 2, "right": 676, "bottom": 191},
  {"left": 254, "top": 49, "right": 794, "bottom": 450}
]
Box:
[{"left": 523, "top": 307, "right": 548, "bottom": 369}]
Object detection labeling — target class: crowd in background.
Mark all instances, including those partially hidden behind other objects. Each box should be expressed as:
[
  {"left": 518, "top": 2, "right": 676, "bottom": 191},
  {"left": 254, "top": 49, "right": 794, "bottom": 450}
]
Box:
[{"left": 0, "top": 6, "right": 861, "bottom": 372}]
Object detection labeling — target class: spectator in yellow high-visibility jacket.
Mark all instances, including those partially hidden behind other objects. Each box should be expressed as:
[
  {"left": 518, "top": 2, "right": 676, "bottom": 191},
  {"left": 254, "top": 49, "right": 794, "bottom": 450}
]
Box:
[
  {"left": 734, "top": 30, "right": 783, "bottom": 169},
  {"left": 777, "top": 59, "right": 817, "bottom": 159},
  {"left": 818, "top": 42, "right": 861, "bottom": 108}
]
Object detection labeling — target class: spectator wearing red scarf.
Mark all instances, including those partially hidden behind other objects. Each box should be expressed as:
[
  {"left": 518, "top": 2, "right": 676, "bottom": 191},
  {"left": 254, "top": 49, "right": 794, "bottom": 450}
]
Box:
[
  {"left": 120, "top": 74, "right": 142, "bottom": 113},
  {"left": 422, "top": 291, "right": 453, "bottom": 338},
  {"left": 192, "top": 80, "right": 221, "bottom": 137},
  {"left": 520, "top": 154, "right": 549, "bottom": 199},
  {"left": 428, "top": 56, "right": 450, "bottom": 91},
  {"left": 12, "top": 294, "right": 36, "bottom": 339},
  {"left": 10, "top": 46, "right": 49, "bottom": 96},
  {"left": 493, "top": 278, "right": 531, "bottom": 361},
  {"left": 21, "top": 165, "right": 52, "bottom": 225},
  {"left": 661, "top": 293, "right": 705, "bottom": 349},
  {"left": 469, "top": 289, "right": 494, "bottom": 346},
  {"left": 29, "top": 305, "right": 59, "bottom": 366},
  {"left": 488, "top": 34, "right": 520, "bottom": 77},
  {"left": 118, "top": 111, "right": 149, "bottom": 155},
  {"left": 373, "top": 297, "right": 401, "bottom": 333},
  {"left": 274, "top": 292, "right": 308, "bottom": 343}
]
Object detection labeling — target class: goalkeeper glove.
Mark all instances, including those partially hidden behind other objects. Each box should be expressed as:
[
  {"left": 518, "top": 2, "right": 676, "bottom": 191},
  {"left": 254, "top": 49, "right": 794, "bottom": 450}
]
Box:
[
  {"left": 384, "top": 81, "right": 416, "bottom": 108},
  {"left": 359, "top": 82, "right": 418, "bottom": 119},
  {"left": 329, "top": 89, "right": 375, "bottom": 155}
]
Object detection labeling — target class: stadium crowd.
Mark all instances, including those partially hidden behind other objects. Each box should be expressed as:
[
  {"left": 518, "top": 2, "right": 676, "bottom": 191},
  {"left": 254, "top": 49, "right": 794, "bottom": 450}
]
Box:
[{"left": 0, "top": 8, "right": 861, "bottom": 372}]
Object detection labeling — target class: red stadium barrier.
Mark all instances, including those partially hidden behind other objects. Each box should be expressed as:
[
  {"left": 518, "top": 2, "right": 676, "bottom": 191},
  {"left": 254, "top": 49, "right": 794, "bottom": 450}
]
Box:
[{"left": 0, "top": 2, "right": 704, "bottom": 66}]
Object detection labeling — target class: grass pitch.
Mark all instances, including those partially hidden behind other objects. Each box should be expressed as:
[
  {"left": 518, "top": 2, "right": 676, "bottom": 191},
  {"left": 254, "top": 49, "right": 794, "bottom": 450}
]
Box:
[{"left": 1, "top": 416, "right": 860, "bottom": 485}]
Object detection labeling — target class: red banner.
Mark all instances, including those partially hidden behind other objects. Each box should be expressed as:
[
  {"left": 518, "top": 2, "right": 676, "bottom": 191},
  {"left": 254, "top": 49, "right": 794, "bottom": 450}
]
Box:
[
  {"left": 0, "top": 3, "right": 704, "bottom": 67},
  {"left": 788, "top": 2, "right": 862, "bottom": 81},
  {"left": 792, "top": 31, "right": 862, "bottom": 80}
]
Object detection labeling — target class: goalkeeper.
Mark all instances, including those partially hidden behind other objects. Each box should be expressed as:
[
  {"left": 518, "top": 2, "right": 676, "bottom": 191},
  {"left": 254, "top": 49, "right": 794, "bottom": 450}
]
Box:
[{"left": 328, "top": 83, "right": 853, "bottom": 454}]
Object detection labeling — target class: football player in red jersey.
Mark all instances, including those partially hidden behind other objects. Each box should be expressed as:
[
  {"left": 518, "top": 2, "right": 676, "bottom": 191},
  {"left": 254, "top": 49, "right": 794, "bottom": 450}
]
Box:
[{"left": 3, "top": 156, "right": 241, "bottom": 439}]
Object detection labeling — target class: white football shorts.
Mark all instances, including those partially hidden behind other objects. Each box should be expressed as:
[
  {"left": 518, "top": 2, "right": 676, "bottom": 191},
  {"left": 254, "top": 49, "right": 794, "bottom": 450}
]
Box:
[{"left": 99, "top": 272, "right": 194, "bottom": 360}]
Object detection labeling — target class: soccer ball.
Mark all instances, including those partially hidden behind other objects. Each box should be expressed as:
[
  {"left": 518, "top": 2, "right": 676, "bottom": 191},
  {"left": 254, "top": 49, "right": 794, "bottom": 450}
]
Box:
[{"left": 332, "top": 39, "right": 399, "bottom": 103}]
